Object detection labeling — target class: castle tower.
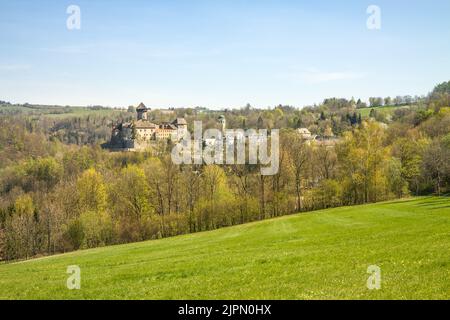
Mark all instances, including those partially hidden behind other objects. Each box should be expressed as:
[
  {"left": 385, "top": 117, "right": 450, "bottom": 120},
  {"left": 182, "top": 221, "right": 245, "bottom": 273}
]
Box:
[
  {"left": 136, "top": 102, "right": 148, "bottom": 120},
  {"left": 218, "top": 115, "right": 226, "bottom": 133},
  {"left": 172, "top": 118, "right": 188, "bottom": 140}
]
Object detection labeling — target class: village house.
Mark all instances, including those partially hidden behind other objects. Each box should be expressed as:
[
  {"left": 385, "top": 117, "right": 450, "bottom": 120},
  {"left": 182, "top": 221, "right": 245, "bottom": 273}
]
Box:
[
  {"left": 297, "top": 127, "right": 339, "bottom": 146},
  {"left": 297, "top": 128, "right": 314, "bottom": 140}
]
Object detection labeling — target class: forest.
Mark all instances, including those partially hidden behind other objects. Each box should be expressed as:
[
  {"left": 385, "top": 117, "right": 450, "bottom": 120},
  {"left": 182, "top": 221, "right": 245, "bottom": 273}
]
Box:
[{"left": 0, "top": 81, "right": 449, "bottom": 261}]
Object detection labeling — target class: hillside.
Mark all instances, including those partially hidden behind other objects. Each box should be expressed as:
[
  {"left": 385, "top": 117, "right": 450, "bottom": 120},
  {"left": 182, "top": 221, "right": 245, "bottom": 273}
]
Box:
[
  {"left": 358, "top": 105, "right": 412, "bottom": 118},
  {"left": 0, "top": 197, "right": 449, "bottom": 300},
  {"left": 0, "top": 104, "right": 127, "bottom": 119}
]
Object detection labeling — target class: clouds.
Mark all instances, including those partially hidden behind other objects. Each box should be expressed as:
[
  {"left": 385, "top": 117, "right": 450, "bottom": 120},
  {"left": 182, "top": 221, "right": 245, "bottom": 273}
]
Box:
[
  {"left": 279, "top": 68, "right": 365, "bottom": 84},
  {"left": 40, "top": 45, "right": 89, "bottom": 54},
  {"left": 301, "top": 70, "right": 365, "bottom": 83},
  {"left": 0, "top": 64, "right": 31, "bottom": 71}
]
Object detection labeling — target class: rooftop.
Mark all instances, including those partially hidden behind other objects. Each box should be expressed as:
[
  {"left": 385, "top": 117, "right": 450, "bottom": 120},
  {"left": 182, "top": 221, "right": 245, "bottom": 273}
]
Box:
[
  {"left": 135, "top": 120, "right": 157, "bottom": 128},
  {"left": 136, "top": 102, "right": 148, "bottom": 111},
  {"left": 298, "top": 128, "right": 311, "bottom": 134}
]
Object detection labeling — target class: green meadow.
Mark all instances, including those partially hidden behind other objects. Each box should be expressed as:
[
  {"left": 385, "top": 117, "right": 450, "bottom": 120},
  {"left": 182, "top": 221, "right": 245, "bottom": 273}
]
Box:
[
  {"left": 358, "top": 105, "right": 411, "bottom": 118},
  {"left": 0, "top": 197, "right": 449, "bottom": 300},
  {"left": 0, "top": 104, "right": 126, "bottom": 119}
]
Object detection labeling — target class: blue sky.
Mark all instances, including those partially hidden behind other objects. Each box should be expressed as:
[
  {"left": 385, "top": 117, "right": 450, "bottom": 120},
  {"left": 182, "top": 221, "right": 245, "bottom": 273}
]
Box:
[{"left": 1, "top": 0, "right": 449, "bottom": 108}]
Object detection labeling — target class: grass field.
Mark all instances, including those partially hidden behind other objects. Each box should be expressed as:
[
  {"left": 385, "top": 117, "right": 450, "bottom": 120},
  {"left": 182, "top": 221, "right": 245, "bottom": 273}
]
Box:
[
  {"left": 358, "top": 105, "right": 411, "bottom": 118},
  {"left": 0, "top": 197, "right": 449, "bottom": 300},
  {"left": 0, "top": 104, "right": 127, "bottom": 119}
]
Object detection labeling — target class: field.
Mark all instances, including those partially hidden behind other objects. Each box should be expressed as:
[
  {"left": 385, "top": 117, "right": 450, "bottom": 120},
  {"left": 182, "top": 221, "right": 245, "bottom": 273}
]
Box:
[
  {"left": 0, "top": 104, "right": 127, "bottom": 119},
  {"left": 358, "top": 105, "right": 411, "bottom": 118},
  {"left": 0, "top": 197, "right": 449, "bottom": 300}
]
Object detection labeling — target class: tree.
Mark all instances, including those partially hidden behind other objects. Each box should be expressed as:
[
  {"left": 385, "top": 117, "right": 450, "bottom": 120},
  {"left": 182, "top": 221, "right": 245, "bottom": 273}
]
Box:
[
  {"left": 324, "top": 126, "right": 334, "bottom": 138},
  {"left": 387, "top": 157, "right": 409, "bottom": 198},
  {"left": 63, "top": 219, "right": 84, "bottom": 250},
  {"left": 422, "top": 138, "right": 450, "bottom": 195},
  {"left": 369, "top": 97, "right": 383, "bottom": 107},
  {"left": 384, "top": 97, "right": 392, "bottom": 106},
  {"left": 314, "top": 144, "right": 337, "bottom": 180},
  {"left": 350, "top": 112, "right": 358, "bottom": 125},
  {"left": 314, "top": 179, "right": 342, "bottom": 209},
  {"left": 77, "top": 168, "right": 107, "bottom": 213},
  {"left": 392, "top": 138, "right": 427, "bottom": 195},
  {"left": 4, "top": 194, "right": 38, "bottom": 259},
  {"left": 111, "top": 165, "right": 151, "bottom": 239},
  {"left": 356, "top": 98, "right": 368, "bottom": 109},
  {"left": 257, "top": 116, "right": 264, "bottom": 129},
  {"left": 144, "top": 157, "right": 179, "bottom": 236},
  {"left": 429, "top": 81, "right": 450, "bottom": 111},
  {"left": 197, "top": 165, "right": 233, "bottom": 229},
  {"left": 79, "top": 210, "right": 112, "bottom": 248},
  {"left": 337, "top": 121, "right": 389, "bottom": 204},
  {"left": 144, "top": 158, "right": 165, "bottom": 215},
  {"left": 22, "top": 157, "right": 63, "bottom": 192},
  {"left": 320, "top": 111, "right": 326, "bottom": 120},
  {"left": 181, "top": 166, "right": 202, "bottom": 232},
  {"left": 286, "top": 133, "right": 310, "bottom": 211},
  {"left": 229, "top": 164, "right": 259, "bottom": 223},
  {"left": 75, "top": 169, "right": 112, "bottom": 248},
  {"left": 394, "top": 96, "right": 403, "bottom": 106}
]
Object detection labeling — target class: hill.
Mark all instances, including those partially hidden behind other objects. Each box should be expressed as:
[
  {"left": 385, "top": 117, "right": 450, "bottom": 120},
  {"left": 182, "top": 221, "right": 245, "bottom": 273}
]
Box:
[{"left": 0, "top": 197, "right": 449, "bottom": 300}]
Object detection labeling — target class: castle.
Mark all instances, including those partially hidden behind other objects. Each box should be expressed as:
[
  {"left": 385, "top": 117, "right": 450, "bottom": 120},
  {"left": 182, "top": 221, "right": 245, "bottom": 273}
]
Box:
[{"left": 109, "top": 103, "right": 188, "bottom": 150}]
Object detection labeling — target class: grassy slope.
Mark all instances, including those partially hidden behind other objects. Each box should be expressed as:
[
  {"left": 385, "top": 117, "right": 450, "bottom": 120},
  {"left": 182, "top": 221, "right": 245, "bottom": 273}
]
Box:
[
  {"left": 358, "top": 105, "right": 410, "bottom": 118},
  {"left": 0, "top": 104, "right": 126, "bottom": 119},
  {"left": 0, "top": 197, "right": 449, "bottom": 300}
]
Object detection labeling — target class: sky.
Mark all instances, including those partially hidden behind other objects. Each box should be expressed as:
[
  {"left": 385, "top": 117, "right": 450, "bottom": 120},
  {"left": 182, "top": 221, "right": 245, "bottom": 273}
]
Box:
[{"left": 0, "top": 0, "right": 449, "bottom": 109}]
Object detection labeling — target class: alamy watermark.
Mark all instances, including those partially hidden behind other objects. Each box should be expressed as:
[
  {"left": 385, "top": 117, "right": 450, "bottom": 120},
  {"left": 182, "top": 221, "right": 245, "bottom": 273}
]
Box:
[
  {"left": 66, "top": 5, "right": 81, "bottom": 30},
  {"left": 171, "top": 121, "right": 279, "bottom": 175},
  {"left": 366, "top": 5, "right": 381, "bottom": 30},
  {"left": 66, "top": 265, "right": 81, "bottom": 290},
  {"left": 367, "top": 265, "right": 381, "bottom": 290}
]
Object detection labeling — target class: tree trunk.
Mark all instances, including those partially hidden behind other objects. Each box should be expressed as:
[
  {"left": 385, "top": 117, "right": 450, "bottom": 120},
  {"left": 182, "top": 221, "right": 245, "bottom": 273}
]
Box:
[
  {"left": 260, "top": 175, "right": 265, "bottom": 220},
  {"left": 295, "top": 174, "right": 302, "bottom": 212}
]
